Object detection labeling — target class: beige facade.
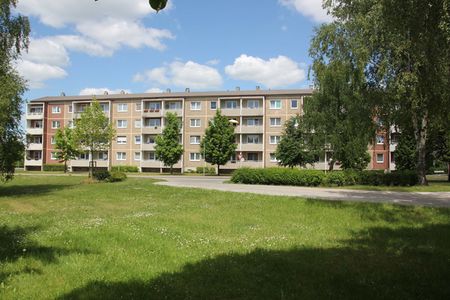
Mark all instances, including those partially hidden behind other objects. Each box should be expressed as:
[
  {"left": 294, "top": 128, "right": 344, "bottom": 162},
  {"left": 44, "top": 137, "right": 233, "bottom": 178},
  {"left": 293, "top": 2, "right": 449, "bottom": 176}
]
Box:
[{"left": 25, "top": 89, "right": 325, "bottom": 172}]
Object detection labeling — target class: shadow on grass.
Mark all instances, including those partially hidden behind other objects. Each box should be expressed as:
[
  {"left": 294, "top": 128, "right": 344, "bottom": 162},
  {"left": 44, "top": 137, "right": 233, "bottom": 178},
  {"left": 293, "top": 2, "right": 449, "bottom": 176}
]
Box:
[
  {"left": 0, "top": 225, "right": 93, "bottom": 283},
  {"left": 59, "top": 224, "right": 450, "bottom": 300},
  {"left": 0, "top": 183, "right": 77, "bottom": 198}
]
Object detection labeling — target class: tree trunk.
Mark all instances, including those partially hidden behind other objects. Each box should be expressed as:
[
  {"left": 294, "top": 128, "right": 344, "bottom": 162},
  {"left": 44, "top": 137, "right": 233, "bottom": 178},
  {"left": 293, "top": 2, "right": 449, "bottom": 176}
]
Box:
[
  {"left": 448, "top": 162, "right": 450, "bottom": 182},
  {"left": 90, "top": 149, "right": 94, "bottom": 178},
  {"left": 170, "top": 165, "right": 173, "bottom": 175},
  {"left": 217, "top": 164, "right": 220, "bottom": 176},
  {"left": 328, "top": 159, "right": 335, "bottom": 171},
  {"left": 64, "top": 160, "right": 67, "bottom": 173},
  {"left": 414, "top": 112, "right": 429, "bottom": 185}
]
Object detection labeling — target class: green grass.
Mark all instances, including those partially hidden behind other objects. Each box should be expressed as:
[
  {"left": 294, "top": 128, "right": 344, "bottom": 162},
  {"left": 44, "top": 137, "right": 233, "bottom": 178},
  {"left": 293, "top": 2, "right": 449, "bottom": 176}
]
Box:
[{"left": 1, "top": 176, "right": 450, "bottom": 299}]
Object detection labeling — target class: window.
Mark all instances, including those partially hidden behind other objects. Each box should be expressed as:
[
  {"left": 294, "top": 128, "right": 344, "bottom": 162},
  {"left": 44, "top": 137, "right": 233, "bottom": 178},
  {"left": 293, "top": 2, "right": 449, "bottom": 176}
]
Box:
[
  {"left": 225, "top": 100, "right": 238, "bottom": 109},
  {"left": 246, "top": 118, "right": 261, "bottom": 126},
  {"left": 270, "top": 136, "right": 281, "bottom": 144},
  {"left": 190, "top": 136, "right": 201, "bottom": 144},
  {"left": 165, "top": 102, "right": 181, "bottom": 110},
  {"left": 78, "top": 152, "right": 89, "bottom": 160},
  {"left": 190, "top": 119, "right": 201, "bottom": 127},
  {"left": 270, "top": 100, "right": 281, "bottom": 109},
  {"left": 270, "top": 153, "right": 278, "bottom": 162},
  {"left": 145, "top": 118, "right": 161, "bottom": 127},
  {"left": 50, "top": 152, "right": 58, "bottom": 160},
  {"left": 134, "top": 152, "right": 141, "bottom": 161},
  {"left": 146, "top": 152, "right": 156, "bottom": 160},
  {"left": 147, "top": 102, "right": 161, "bottom": 111},
  {"left": 68, "top": 105, "right": 73, "bottom": 113},
  {"left": 97, "top": 152, "right": 108, "bottom": 160},
  {"left": 134, "top": 119, "right": 141, "bottom": 128},
  {"left": 246, "top": 135, "right": 261, "bottom": 144},
  {"left": 136, "top": 103, "right": 142, "bottom": 111},
  {"left": 247, "top": 153, "right": 259, "bottom": 161},
  {"left": 52, "top": 106, "right": 61, "bottom": 114},
  {"left": 190, "top": 152, "right": 202, "bottom": 161},
  {"left": 247, "top": 100, "right": 260, "bottom": 109},
  {"left": 117, "top": 103, "right": 128, "bottom": 112},
  {"left": 270, "top": 118, "right": 281, "bottom": 127},
  {"left": 117, "top": 136, "right": 127, "bottom": 144},
  {"left": 291, "top": 100, "right": 298, "bottom": 109},
  {"left": 100, "top": 103, "right": 109, "bottom": 112},
  {"left": 51, "top": 121, "right": 61, "bottom": 129},
  {"left": 67, "top": 121, "right": 73, "bottom": 128},
  {"left": 376, "top": 135, "right": 385, "bottom": 144},
  {"left": 117, "top": 120, "right": 128, "bottom": 128},
  {"left": 135, "top": 135, "right": 141, "bottom": 144},
  {"left": 190, "top": 101, "right": 201, "bottom": 110},
  {"left": 210, "top": 101, "right": 217, "bottom": 110},
  {"left": 145, "top": 135, "right": 156, "bottom": 144},
  {"left": 117, "top": 152, "right": 127, "bottom": 160},
  {"left": 376, "top": 153, "right": 384, "bottom": 163},
  {"left": 51, "top": 136, "right": 56, "bottom": 144}
]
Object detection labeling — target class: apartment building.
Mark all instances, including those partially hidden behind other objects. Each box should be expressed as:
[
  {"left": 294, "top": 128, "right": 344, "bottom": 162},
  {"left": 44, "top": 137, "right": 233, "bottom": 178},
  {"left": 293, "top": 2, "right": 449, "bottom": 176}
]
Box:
[{"left": 24, "top": 88, "right": 395, "bottom": 172}]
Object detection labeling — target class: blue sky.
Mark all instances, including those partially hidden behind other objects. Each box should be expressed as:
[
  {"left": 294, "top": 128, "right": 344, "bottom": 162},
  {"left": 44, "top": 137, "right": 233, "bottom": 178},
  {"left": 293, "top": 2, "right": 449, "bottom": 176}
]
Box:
[{"left": 15, "top": 0, "right": 330, "bottom": 101}]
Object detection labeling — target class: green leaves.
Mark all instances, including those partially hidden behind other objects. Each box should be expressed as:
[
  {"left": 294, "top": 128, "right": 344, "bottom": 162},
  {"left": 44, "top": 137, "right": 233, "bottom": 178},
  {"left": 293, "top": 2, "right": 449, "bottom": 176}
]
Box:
[
  {"left": 54, "top": 127, "right": 80, "bottom": 172},
  {"left": 149, "top": 0, "right": 168, "bottom": 12},
  {"left": 155, "top": 112, "right": 183, "bottom": 173}
]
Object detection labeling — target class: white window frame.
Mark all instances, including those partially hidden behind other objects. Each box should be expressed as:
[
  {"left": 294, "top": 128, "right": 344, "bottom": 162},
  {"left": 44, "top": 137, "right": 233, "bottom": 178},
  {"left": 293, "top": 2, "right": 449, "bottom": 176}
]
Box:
[
  {"left": 190, "top": 101, "right": 201, "bottom": 110},
  {"left": 270, "top": 135, "right": 281, "bottom": 145},
  {"left": 376, "top": 153, "right": 384, "bottom": 163},
  {"left": 134, "top": 135, "right": 141, "bottom": 145},
  {"left": 51, "top": 121, "right": 61, "bottom": 129},
  {"left": 270, "top": 100, "right": 282, "bottom": 109},
  {"left": 117, "top": 136, "right": 127, "bottom": 145},
  {"left": 290, "top": 99, "right": 299, "bottom": 109},
  {"left": 190, "top": 136, "right": 201, "bottom": 145},
  {"left": 50, "top": 152, "right": 58, "bottom": 160},
  {"left": 246, "top": 135, "right": 260, "bottom": 144},
  {"left": 190, "top": 152, "right": 202, "bottom": 161},
  {"left": 246, "top": 118, "right": 261, "bottom": 126},
  {"left": 247, "top": 100, "right": 260, "bottom": 109},
  {"left": 225, "top": 100, "right": 238, "bottom": 109},
  {"left": 52, "top": 106, "right": 61, "bottom": 114},
  {"left": 270, "top": 118, "right": 281, "bottom": 127},
  {"left": 134, "top": 119, "right": 141, "bottom": 128},
  {"left": 134, "top": 152, "right": 141, "bottom": 161},
  {"left": 117, "top": 103, "right": 128, "bottom": 112},
  {"left": 135, "top": 103, "right": 142, "bottom": 111},
  {"left": 269, "top": 153, "right": 278, "bottom": 162},
  {"left": 117, "top": 120, "right": 128, "bottom": 129},
  {"left": 116, "top": 152, "right": 127, "bottom": 161},
  {"left": 190, "top": 119, "right": 201, "bottom": 127}
]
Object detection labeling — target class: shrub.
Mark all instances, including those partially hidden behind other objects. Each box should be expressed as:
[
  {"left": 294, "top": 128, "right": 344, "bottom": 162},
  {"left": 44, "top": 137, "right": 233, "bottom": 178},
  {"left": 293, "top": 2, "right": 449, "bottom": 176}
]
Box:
[
  {"left": 196, "top": 166, "right": 216, "bottom": 175},
  {"left": 43, "top": 164, "right": 65, "bottom": 172},
  {"left": 111, "top": 166, "right": 139, "bottom": 173},
  {"left": 93, "top": 170, "right": 111, "bottom": 181},
  {"left": 324, "top": 172, "right": 347, "bottom": 186},
  {"left": 108, "top": 171, "right": 127, "bottom": 182}
]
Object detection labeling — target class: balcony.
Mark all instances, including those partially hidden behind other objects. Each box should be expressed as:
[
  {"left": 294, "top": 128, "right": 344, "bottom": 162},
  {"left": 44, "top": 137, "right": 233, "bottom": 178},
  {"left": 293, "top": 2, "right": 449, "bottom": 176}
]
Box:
[
  {"left": 27, "top": 143, "right": 43, "bottom": 151},
  {"left": 241, "top": 107, "right": 263, "bottom": 116},
  {"left": 142, "top": 109, "right": 163, "bottom": 117},
  {"left": 141, "top": 160, "right": 161, "bottom": 168},
  {"left": 27, "top": 128, "right": 43, "bottom": 135},
  {"left": 241, "top": 161, "right": 263, "bottom": 168},
  {"left": 240, "top": 144, "right": 263, "bottom": 151},
  {"left": 389, "top": 143, "right": 397, "bottom": 152},
  {"left": 142, "top": 144, "right": 156, "bottom": 151},
  {"left": 165, "top": 108, "right": 183, "bottom": 116},
  {"left": 70, "top": 160, "right": 108, "bottom": 168},
  {"left": 221, "top": 108, "right": 240, "bottom": 116},
  {"left": 25, "top": 159, "right": 42, "bottom": 166},
  {"left": 27, "top": 112, "right": 44, "bottom": 120},
  {"left": 142, "top": 126, "right": 163, "bottom": 134},
  {"left": 239, "top": 126, "right": 263, "bottom": 134}
]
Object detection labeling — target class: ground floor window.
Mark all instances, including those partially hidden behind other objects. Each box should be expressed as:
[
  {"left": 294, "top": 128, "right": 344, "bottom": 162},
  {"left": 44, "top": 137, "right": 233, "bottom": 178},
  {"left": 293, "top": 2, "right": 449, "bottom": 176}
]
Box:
[
  {"left": 117, "top": 152, "right": 127, "bottom": 161},
  {"left": 376, "top": 153, "right": 384, "bottom": 163}
]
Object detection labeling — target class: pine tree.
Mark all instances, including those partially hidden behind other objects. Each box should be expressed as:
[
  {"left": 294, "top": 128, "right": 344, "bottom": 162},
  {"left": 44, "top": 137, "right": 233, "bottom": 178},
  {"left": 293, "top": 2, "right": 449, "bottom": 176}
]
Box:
[{"left": 155, "top": 112, "right": 183, "bottom": 174}]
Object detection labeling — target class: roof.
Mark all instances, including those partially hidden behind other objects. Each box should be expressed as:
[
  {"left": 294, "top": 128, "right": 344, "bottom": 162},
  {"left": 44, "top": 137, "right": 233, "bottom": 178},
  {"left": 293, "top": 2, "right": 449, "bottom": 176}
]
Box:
[{"left": 30, "top": 89, "right": 314, "bottom": 102}]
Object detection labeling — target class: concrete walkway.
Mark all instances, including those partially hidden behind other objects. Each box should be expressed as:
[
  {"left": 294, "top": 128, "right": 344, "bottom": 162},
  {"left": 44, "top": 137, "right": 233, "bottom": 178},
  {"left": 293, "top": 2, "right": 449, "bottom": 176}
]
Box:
[{"left": 152, "top": 176, "right": 450, "bottom": 208}]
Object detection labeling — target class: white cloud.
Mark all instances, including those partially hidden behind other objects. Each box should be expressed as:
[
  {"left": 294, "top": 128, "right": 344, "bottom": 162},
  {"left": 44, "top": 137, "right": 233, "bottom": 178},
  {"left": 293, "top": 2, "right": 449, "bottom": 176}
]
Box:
[
  {"left": 279, "top": 0, "right": 332, "bottom": 23},
  {"left": 206, "top": 59, "right": 220, "bottom": 66},
  {"left": 52, "top": 35, "right": 113, "bottom": 57},
  {"left": 16, "top": 60, "right": 67, "bottom": 89},
  {"left": 225, "top": 54, "right": 306, "bottom": 88},
  {"left": 79, "top": 88, "right": 131, "bottom": 96},
  {"left": 145, "top": 88, "right": 164, "bottom": 93},
  {"left": 136, "top": 61, "right": 223, "bottom": 90}
]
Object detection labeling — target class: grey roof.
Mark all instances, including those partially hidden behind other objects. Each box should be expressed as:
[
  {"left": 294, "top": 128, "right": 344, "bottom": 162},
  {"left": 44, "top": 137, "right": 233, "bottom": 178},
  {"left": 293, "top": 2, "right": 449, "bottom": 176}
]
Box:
[{"left": 31, "top": 89, "right": 314, "bottom": 102}]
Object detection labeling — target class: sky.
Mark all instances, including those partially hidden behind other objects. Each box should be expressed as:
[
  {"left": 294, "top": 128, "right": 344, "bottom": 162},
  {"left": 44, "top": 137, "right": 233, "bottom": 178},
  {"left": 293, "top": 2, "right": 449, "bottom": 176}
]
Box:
[{"left": 14, "top": 0, "right": 331, "bottom": 101}]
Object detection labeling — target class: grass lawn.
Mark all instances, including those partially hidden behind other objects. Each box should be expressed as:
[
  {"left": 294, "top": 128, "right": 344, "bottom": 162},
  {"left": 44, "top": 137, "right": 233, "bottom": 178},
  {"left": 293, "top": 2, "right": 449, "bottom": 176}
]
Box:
[{"left": 1, "top": 176, "right": 450, "bottom": 299}]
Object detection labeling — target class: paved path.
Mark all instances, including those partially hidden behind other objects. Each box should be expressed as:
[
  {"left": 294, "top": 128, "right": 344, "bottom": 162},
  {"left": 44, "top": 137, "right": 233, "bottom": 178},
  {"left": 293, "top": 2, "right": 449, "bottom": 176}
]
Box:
[{"left": 152, "top": 176, "right": 450, "bottom": 208}]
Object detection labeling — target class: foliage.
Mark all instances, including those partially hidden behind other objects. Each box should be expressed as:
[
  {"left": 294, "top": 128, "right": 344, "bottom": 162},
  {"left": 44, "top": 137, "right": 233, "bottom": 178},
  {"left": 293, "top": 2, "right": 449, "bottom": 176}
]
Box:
[
  {"left": 108, "top": 171, "right": 127, "bottom": 182},
  {"left": 92, "top": 170, "right": 111, "bottom": 181},
  {"left": 196, "top": 166, "right": 216, "bottom": 175},
  {"left": 43, "top": 164, "right": 65, "bottom": 172},
  {"left": 231, "top": 168, "right": 418, "bottom": 187},
  {"left": 0, "top": 0, "right": 30, "bottom": 182},
  {"left": 155, "top": 112, "right": 183, "bottom": 174},
  {"left": 395, "top": 130, "right": 417, "bottom": 171},
  {"left": 73, "top": 99, "right": 115, "bottom": 177},
  {"left": 200, "top": 110, "right": 237, "bottom": 175},
  {"left": 92, "top": 170, "right": 126, "bottom": 182},
  {"left": 111, "top": 166, "right": 139, "bottom": 173},
  {"left": 54, "top": 127, "right": 80, "bottom": 173},
  {"left": 149, "top": 0, "right": 168, "bottom": 12},
  {"left": 275, "top": 116, "right": 316, "bottom": 168}
]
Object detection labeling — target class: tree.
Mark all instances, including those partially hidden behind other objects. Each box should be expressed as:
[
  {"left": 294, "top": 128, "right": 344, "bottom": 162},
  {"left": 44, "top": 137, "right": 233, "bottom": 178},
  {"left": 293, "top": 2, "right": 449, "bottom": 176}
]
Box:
[
  {"left": 73, "top": 99, "right": 115, "bottom": 177},
  {"left": 316, "top": 0, "right": 450, "bottom": 184},
  {"left": 155, "top": 112, "right": 183, "bottom": 174},
  {"left": 275, "top": 116, "right": 315, "bottom": 168},
  {"left": 0, "top": 0, "right": 30, "bottom": 182},
  {"left": 200, "top": 110, "right": 237, "bottom": 175},
  {"left": 54, "top": 127, "right": 80, "bottom": 173}
]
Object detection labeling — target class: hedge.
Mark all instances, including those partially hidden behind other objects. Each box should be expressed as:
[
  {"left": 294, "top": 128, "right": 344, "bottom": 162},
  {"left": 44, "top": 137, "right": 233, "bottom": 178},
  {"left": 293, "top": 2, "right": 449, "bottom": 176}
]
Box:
[
  {"left": 230, "top": 168, "right": 418, "bottom": 187},
  {"left": 43, "top": 164, "right": 65, "bottom": 172},
  {"left": 93, "top": 170, "right": 127, "bottom": 182},
  {"left": 111, "top": 166, "right": 139, "bottom": 173},
  {"left": 196, "top": 166, "right": 216, "bottom": 175}
]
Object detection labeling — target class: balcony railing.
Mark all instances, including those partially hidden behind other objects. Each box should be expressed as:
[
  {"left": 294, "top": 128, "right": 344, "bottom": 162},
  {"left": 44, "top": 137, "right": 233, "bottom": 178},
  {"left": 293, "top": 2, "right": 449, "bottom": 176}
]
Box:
[
  {"left": 27, "top": 127, "right": 43, "bottom": 135},
  {"left": 142, "top": 126, "right": 163, "bottom": 134},
  {"left": 241, "top": 107, "right": 263, "bottom": 116},
  {"left": 238, "top": 126, "right": 263, "bottom": 134},
  {"left": 240, "top": 143, "right": 263, "bottom": 151}
]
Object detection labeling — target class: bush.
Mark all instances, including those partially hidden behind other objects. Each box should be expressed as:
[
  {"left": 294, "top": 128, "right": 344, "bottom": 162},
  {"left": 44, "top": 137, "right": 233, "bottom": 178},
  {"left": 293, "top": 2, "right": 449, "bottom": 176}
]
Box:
[
  {"left": 196, "top": 166, "right": 216, "bottom": 175},
  {"left": 111, "top": 166, "right": 139, "bottom": 173},
  {"left": 231, "top": 168, "right": 418, "bottom": 187},
  {"left": 43, "top": 164, "right": 65, "bottom": 172},
  {"left": 93, "top": 170, "right": 111, "bottom": 181},
  {"left": 108, "top": 171, "right": 127, "bottom": 182}
]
